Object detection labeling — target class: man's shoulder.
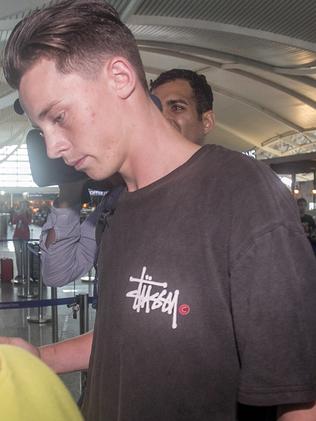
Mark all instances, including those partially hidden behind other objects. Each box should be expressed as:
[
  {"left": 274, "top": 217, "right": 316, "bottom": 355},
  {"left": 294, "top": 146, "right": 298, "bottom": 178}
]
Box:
[{"left": 202, "top": 144, "right": 278, "bottom": 184}]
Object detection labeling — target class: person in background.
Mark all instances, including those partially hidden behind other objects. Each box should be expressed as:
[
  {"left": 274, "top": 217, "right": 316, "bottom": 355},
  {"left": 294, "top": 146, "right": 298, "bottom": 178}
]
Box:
[
  {"left": 1, "top": 2, "right": 316, "bottom": 420},
  {"left": 40, "top": 68, "right": 215, "bottom": 287},
  {"left": 297, "top": 197, "right": 316, "bottom": 254},
  {"left": 12, "top": 200, "right": 32, "bottom": 280},
  {"left": 297, "top": 197, "right": 315, "bottom": 236}
]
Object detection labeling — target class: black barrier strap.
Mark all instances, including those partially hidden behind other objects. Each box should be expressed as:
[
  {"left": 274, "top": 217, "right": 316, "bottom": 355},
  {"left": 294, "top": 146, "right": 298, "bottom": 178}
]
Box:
[
  {"left": 0, "top": 238, "right": 40, "bottom": 243},
  {"left": 0, "top": 296, "right": 94, "bottom": 310}
]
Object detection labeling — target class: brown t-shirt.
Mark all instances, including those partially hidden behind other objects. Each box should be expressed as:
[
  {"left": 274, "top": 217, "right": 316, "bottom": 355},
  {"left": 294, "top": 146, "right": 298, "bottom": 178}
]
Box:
[{"left": 82, "top": 145, "right": 316, "bottom": 421}]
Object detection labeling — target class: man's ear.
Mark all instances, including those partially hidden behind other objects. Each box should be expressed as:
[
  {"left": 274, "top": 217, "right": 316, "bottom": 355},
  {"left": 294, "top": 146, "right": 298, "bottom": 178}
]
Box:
[
  {"left": 202, "top": 110, "right": 215, "bottom": 134},
  {"left": 106, "top": 57, "right": 136, "bottom": 99}
]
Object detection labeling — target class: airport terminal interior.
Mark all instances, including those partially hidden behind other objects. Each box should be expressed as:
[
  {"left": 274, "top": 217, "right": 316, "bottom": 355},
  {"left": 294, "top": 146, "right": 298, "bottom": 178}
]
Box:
[
  {"left": 0, "top": 221, "right": 96, "bottom": 401},
  {"left": 0, "top": 0, "right": 315, "bottom": 406}
]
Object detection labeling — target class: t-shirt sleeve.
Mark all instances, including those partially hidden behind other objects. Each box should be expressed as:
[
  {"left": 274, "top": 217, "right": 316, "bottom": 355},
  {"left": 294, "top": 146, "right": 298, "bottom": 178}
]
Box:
[{"left": 230, "top": 223, "right": 316, "bottom": 406}]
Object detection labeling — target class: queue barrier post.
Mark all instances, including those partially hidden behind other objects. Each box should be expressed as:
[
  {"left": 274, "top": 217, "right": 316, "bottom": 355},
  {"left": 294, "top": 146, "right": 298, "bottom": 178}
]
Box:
[
  {"left": 27, "top": 251, "right": 51, "bottom": 324},
  {"left": 51, "top": 287, "right": 59, "bottom": 343},
  {"left": 12, "top": 239, "right": 25, "bottom": 285},
  {"left": 77, "top": 293, "right": 90, "bottom": 394},
  {"left": 22, "top": 240, "right": 26, "bottom": 282},
  {"left": 79, "top": 293, "right": 89, "bottom": 335},
  {"left": 17, "top": 241, "right": 38, "bottom": 299}
]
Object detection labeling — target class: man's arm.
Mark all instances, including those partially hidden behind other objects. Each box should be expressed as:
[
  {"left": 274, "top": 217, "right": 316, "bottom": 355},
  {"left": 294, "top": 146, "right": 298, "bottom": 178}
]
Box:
[
  {"left": 45, "top": 177, "right": 93, "bottom": 251},
  {"left": 39, "top": 331, "right": 93, "bottom": 373},
  {"left": 277, "top": 402, "right": 316, "bottom": 420},
  {"left": 40, "top": 179, "right": 98, "bottom": 286},
  {"left": 40, "top": 207, "right": 98, "bottom": 286},
  {"left": 0, "top": 331, "right": 93, "bottom": 373}
]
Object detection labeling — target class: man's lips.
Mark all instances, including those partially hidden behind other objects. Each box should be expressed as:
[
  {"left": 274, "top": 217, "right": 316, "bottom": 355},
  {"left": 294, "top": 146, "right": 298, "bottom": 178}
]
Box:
[{"left": 66, "top": 157, "right": 86, "bottom": 170}]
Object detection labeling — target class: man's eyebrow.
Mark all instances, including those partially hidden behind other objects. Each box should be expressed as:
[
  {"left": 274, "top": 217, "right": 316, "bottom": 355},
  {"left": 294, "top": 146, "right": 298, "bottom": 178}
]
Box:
[
  {"left": 166, "top": 99, "right": 189, "bottom": 106},
  {"left": 38, "top": 100, "right": 61, "bottom": 120}
]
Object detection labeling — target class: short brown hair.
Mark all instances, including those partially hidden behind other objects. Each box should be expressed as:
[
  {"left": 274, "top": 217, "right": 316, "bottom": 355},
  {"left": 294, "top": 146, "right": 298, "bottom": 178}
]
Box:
[{"left": 3, "top": 0, "right": 147, "bottom": 91}]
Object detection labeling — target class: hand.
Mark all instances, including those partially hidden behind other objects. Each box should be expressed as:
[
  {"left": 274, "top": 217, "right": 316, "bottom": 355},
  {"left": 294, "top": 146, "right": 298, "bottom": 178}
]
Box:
[
  {"left": 278, "top": 402, "right": 316, "bottom": 420},
  {"left": 0, "top": 336, "right": 40, "bottom": 359},
  {"left": 57, "top": 177, "right": 89, "bottom": 208}
]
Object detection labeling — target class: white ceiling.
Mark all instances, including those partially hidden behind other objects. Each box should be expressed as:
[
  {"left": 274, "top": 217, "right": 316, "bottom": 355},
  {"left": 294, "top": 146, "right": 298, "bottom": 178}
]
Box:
[{"left": 0, "top": 0, "right": 315, "bottom": 160}]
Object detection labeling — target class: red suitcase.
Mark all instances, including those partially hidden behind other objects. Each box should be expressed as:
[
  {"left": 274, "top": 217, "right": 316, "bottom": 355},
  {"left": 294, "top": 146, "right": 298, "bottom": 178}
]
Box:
[{"left": 1, "top": 258, "right": 14, "bottom": 282}]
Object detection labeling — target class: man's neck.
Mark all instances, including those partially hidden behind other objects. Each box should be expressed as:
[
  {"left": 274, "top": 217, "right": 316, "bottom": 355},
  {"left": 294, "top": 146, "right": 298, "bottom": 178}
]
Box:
[{"left": 119, "top": 104, "right": 201, "bottom": 191}]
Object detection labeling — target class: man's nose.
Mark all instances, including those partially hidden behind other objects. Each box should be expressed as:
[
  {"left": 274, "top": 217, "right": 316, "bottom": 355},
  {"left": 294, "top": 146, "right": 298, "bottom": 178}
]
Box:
[
  {"left": 165, "top": 117, "right": 181, "bottom": 133},
  {"left": 44, "top": 132, "right": 66, "bottom": 159},
  {"left": 161, "top": 107, "right": 179, "bottom": 129}
]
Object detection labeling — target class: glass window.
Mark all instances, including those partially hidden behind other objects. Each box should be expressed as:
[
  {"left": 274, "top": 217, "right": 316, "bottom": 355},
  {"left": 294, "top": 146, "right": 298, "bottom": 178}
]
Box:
[{"left": 0, "top": 144, "right": 37, "bottom": 187}]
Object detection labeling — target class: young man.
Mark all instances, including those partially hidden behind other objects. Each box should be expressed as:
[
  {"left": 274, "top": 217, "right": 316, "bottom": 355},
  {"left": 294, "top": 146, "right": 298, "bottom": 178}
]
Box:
[
  {"left": 40, "top": 68, "right": 215, "bottom": 287},
  {"left": 2, "top": 1, "right": 316, "bottom": 420}
]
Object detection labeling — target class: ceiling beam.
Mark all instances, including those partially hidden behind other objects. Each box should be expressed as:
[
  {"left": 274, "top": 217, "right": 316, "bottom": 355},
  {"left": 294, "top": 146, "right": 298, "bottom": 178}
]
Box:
[
  {"left": 224, "top": 69, "right": 315, "bottom": 110},
  {"left": 120, "top": 0, "right": 144, "bottom": 23},
  {"left": 1, "top": 11, "right": 315, "bottom": 54},
  {"left": 215, "top": 122, "right": 282, "bottom": 156},
  {"left": 262, "top": 128, "right": 316, "bottom": 147},
  {"left": 0, "top": 0, "right": 44, "bottom": 21},
  {"left": 142, "top": 47, "right": 316, "bottom": 108},
  {"left": 279, "top": 139, "right": 316, "bottom": 156},
  {"left": 138, "top": 41, "right": 316, "bottom": 88},
  {"left": 275, "top": 66, "right": 316, "bottom": 76},
  {"left": 130, "top": 16, "right": 316, "bottom": 54},
  {"left": 213, "top": 85, "right": 304, "bottom": 133}
]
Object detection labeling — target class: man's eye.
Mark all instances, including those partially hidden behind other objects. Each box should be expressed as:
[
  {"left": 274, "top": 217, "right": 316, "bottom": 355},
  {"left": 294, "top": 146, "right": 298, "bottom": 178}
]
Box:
[
  {"left": 54, "top": 112, "right": 65, "bottom": 124},
  {"left": 171, "top": 104, "right": 185, "bottom": 112}
]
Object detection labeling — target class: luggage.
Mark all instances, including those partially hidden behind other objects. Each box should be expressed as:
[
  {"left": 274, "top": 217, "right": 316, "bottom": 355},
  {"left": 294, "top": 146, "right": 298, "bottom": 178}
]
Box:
[
  {"left": 30, "top": 250, "right": 41, "bottom": 281},
  {"left": 28, "top": 243, "right": 41, "bottom": 282},
  {"left": 1, "top": 258, "right": 14, "bottom": 282}
]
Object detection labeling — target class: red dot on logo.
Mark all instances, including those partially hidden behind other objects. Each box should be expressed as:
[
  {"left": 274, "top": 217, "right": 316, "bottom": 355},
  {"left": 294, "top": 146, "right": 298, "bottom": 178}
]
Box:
[{"left": 179, "top": 304, "right": 190, "bottom": 316}]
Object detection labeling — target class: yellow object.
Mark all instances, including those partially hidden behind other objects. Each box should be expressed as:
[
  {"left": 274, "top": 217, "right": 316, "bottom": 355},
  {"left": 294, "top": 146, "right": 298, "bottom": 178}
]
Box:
[{"left": 0, "top": 345, "right": 83, "bottom": 421}]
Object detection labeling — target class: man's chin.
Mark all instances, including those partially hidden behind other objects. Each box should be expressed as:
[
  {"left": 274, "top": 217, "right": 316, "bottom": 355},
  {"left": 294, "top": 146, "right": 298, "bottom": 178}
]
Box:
[
  {"left": 85, "top": 169, "right": 113, "bottom": 181},
  {"left": 85, "top": 172, "right": 101, "bottom": 181}
]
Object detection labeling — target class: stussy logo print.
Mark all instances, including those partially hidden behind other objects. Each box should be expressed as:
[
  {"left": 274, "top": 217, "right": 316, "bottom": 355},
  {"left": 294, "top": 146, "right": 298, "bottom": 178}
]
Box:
[{"left": 126, "top": 266, "right": 182, "bottom": 329}]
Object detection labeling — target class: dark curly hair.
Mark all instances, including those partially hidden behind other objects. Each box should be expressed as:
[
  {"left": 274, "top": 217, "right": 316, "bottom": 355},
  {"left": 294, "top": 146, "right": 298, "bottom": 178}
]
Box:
[{"left": 150, "top": 69, "right": 213, "bottom": 119}]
